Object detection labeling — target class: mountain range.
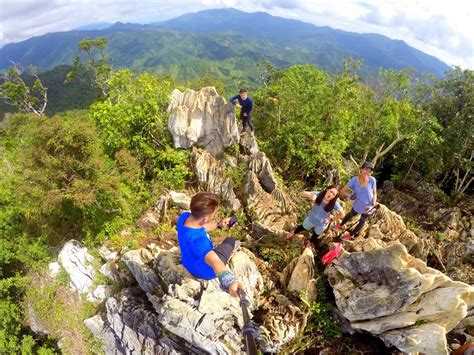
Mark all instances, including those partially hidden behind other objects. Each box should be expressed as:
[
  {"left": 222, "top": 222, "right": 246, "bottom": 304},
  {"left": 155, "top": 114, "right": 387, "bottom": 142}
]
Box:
[{"left": 0, "top": 8, "right": 450, "bottom": 83}]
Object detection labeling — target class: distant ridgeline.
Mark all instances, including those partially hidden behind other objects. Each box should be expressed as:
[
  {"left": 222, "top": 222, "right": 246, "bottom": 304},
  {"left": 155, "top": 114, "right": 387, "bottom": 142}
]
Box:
[{"left": 0, "top": 9, "right": 450, "bottom": 115}]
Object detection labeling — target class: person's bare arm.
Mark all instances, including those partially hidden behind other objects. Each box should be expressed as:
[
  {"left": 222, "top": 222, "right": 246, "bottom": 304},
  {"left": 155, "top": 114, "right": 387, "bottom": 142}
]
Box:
[
  {"left": 340, "top": 185, "right": 351, "bottom": 197},
  {"left": 299, "top": 191, "right": 317, "bottom": 201},
  {"left": 204, "top": 250, "right": 244, "bottom": 297},
  {"left": 372, "top": 187, "right": 377, "bottom": 206},
  {"left": 203, "top": 217, "right": 231, "bottom": 233}
]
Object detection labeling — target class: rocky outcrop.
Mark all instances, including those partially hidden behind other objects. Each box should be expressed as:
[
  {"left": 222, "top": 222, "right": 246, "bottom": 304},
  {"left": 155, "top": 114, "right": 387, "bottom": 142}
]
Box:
[
  {"left": 53, "top": 240, "right": 110, "bottom": 302},
  {"left": 84, "top": 244, "right": 306, "bottom": 354},
  {"left": 325, "top": 242, "right": 474, "bottom": 355},
  {"left": 280, "top": 248, "right": 318, "bottom": 301},
  {"left": 192, "top": 148, "right": 241, "bottom": 211},
  {"left": 168, "top": 87, "right": 240, "bottom": 157},
  {"left": 380, "top": 181, "right": 474, "bottom": 284},
  {"left": 243, "top": 170, "right": 295, "bottom": 236}
]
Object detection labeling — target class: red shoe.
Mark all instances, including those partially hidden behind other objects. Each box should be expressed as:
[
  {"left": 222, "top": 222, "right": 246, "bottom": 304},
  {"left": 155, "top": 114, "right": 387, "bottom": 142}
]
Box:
[
  {"left": 342, "top": 232, "right": 351, "bottom": 240},
  {"left": 333, "top": 224, "right": 342, "bottom": 231}
]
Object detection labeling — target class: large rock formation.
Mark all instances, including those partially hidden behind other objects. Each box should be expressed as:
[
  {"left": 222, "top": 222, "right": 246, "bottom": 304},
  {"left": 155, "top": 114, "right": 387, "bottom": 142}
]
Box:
[
  {"left": 81, "top": 243, "right": 306, "bottom": 354},
  {"left": 325, "top": 242, "right": 474, "bottom": 354},
  {"left": 168, "top": 87, "right": 240, "bottom": 157}
]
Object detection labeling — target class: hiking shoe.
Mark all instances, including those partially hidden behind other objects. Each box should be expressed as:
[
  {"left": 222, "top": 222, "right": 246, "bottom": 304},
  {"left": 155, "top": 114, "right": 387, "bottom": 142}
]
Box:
[
  {"left": 332, "top": 224, "right": 342, "bottom": 231},
  {"left": 342, "top": 232, "right": 351, "bottom": 240}
]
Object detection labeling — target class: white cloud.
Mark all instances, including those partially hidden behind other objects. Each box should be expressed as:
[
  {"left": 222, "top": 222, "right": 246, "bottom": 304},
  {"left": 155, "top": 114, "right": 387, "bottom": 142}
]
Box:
[{"left": 0, "top": 0, "right": 472, "bottom": 68}]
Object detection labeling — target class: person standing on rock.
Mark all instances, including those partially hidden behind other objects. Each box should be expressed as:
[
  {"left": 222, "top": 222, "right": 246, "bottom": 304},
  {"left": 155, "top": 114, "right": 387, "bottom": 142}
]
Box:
[
  {"left": 335, "top": 161, "right": 377, "bottom": 239},
  {"left": 286, "top": 185, "right": 344, "bottom": 249},
  {"left": 176, "top": 192, "right": 244, "bottom": 297},
  {"left": 229, "top": 88, "right": 254, "bottom": 132}
]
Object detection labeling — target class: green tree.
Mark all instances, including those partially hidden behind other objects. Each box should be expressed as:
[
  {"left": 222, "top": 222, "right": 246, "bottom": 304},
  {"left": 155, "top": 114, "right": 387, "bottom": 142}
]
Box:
[
  {"left": 427, "top": 67, "right": 473, "bottom": 198},
  {"left": 90, "top": 69, "right": 191, "bottom": 188},
  {"left": 346, "top": 68, "right": 435, "bottom": 168},
  {"left": 254, "top": 64, "right": 359, "bottom": 181},
  {"left": 67, "top": 36, "right": 112, "bottom": 101},
  {"left": 0, "top": 62, "right": 47, "bottom": 116}
]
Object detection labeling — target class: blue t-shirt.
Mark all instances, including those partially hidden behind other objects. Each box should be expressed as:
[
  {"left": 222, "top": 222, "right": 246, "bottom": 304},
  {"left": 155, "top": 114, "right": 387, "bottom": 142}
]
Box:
[
  {"left": 229, "top": 94, "right": 253, "bottom": 113},
  {"left": 347, "top": 176, "right": 377, "bottom": 214},
  {"left": 306, "top": 191, "right": 342, "bottom": 234},
  {"left": 176, "top": 212, "right": 216, "bottom": 280}
]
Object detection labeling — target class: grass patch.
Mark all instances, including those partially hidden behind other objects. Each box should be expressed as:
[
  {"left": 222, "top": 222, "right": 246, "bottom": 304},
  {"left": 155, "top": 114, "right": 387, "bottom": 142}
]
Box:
[{"left": 23, "top": 270, "right": 104, "bottom": 355}]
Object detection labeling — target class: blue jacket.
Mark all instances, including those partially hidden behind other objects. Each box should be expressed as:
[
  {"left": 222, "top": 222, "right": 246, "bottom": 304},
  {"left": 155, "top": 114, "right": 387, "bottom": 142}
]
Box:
[{"left": 229, "top": 94, "right": 253, "bottom": 114}]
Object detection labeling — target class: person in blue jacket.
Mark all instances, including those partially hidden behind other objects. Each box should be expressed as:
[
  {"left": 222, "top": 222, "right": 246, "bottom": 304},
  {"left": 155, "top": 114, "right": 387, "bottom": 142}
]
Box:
[
  {"left": 229, "top": 88, "right": 253, "bottom": 132},
  {"left": 336, "top": 161, "right": 377, "bottom": 239},
  {"left": 176, "top": 192, "right": 244, "bottom": 297}
]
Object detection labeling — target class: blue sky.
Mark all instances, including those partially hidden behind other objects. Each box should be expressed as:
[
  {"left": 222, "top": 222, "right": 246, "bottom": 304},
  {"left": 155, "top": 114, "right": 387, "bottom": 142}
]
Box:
[{"left": 0, "top": 0, "right": 472, "bottom": 68}]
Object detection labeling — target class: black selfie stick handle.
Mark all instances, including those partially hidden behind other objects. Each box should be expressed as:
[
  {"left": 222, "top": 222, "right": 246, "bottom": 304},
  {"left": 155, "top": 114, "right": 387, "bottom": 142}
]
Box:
[{"left": 238, "top": 289, "right": 258, "bottom": 355}]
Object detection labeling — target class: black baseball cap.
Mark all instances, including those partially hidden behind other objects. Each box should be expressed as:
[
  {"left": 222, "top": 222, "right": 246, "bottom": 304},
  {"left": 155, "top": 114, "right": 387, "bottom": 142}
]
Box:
[{"left": 361, "top": 161, "right": 374, "bottom": 170}]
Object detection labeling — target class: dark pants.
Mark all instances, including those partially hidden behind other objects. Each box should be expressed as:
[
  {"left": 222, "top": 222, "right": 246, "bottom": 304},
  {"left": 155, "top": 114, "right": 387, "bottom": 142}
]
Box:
[
  {"left": 293, "top": 225, "right": 320, "bottom": 244},
  {"left": 214, "top": 237, "right": 238, "bottom": 264},
  {"left": 340, "top": 208, "right": 369, "bottom": 237},
  {"left": 241, "top": 111, "right": 254, "bottom": 132}
]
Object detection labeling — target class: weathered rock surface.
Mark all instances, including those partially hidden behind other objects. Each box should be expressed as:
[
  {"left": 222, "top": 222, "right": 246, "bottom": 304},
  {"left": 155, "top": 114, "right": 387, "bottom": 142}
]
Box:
[
  {"left": 325, "top": 242, "right": 474, "bottom": 355},
  {"left": 85, "top": 244, "right": 305, "bottom": 354},
  {"left": 243, "top": 170, "right": 295, "bottom": 236},
  {"left": 192, "top": 148, "right": 241, "bottom": 211},
  {"left": 380, "top": 181, "right": 474, "bottom": 284},
  {"left": 58, "top": 240, "right": 95, "bottom": 295},
  {"left": 168, "top": 87, "right": 240, "bottom": 157},
  {"left": 280, "top": 248, "right": 318, "bottom": 301}
]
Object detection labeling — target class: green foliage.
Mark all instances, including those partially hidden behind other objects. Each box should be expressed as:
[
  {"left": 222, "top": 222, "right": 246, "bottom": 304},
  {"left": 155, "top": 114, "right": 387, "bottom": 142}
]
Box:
[
  {"left": 254, "top": 64, "right": 357, "bottom": 181},
  {"left": 0, "top": 63, "right": 47, "bottom": 116},
  {"left": 0, "top": 112, "right": 134, "bottom": 243},
  {"left": 24, "top": 272, "right": 103, "bottom": 354},
  {"left": 67, "top": 36, "right": 112, "bottom": 99},
  {"left": 0, "top": 276, "right": 57, "bottom": 354},
  {"left": 257, "top": 236, "right": 301, "bottom": 270},
  {"left": 425, "top": 67, "right": 473, "bottom": 197},
  {"left": 90, "top": 69, "right": 175, "bottom": 174},
  {"left": 300, "top": 279, "right": 342, "bottom": 342}
]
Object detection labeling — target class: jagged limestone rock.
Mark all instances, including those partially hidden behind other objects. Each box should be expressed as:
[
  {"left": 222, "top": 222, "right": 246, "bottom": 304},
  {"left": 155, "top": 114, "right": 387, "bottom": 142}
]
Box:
[
  {"left": 248, "top": 151, "right": 277, "bottom": 193},
  {"left": 91, "top": 244, "right": 304, "bottom": 353},
  {"left": 58, "top": 240, "right": 95, "bottom": 295},
  {"left": 243, "top": 170, "right": 295, "bottom": 236},
  {"left": 84, "top": 287, "right": 186, "bottom": 355},
  {"left": 256, "top": 291, "right": 308, "bottom": 352},
  {"left": 192, "top": 148, "right": 241, "bottom": 211},
  {"left": 168, "top": 87, "right": 239, "bottom": 157},
  {"left": 122, "top": 249, "right": 163, "bottom": 295},
  {"left": 280, "top": 248, "right": 318, "bottom": 301},
  {"left": 325, "top": 242, "right": 474, "bottom": 354}
]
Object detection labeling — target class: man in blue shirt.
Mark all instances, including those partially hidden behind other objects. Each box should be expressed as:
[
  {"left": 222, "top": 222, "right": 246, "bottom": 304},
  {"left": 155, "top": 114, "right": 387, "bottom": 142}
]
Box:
[
  {"left": 176, "top": 192, "right": 244, "bottom": 297},
  {"left": 229, "top": 88, "right": 254, "bottom": 132}
]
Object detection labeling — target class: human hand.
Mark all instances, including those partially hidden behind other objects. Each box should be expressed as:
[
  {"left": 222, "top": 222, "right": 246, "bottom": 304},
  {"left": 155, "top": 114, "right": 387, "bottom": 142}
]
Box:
[
  {"left": 236, "top": 104, "right": 242, "bottom": 109},
  {"left": 229, "top": 280, "right": 245, "bottom": 298},
  {"left": 219, "top": 217, "right": 231, "bottom": 228}
]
